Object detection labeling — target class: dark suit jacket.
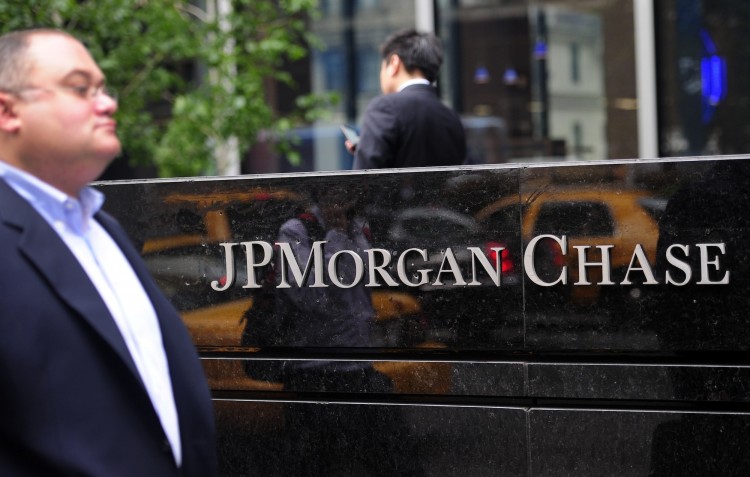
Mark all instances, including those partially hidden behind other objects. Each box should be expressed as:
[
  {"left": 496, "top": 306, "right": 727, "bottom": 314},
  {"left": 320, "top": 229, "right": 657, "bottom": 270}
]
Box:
[
  {"left": 353, "top": 84, "right": 466, "bottom": 169},
  {"left": 0, "top": 180, "right": 218, "bottom": 476}
]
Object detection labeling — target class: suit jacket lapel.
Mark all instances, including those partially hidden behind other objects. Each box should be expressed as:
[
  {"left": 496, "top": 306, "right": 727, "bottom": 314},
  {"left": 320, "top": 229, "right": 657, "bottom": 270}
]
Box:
[
  {"left": 94, "top": 210, "right": 182, "bottom": 344},
  {"left": 0, "top": 180, "right": 140, "bottom": 380},
  {"left": 96, "top": 209, "right": 201, "bottom": 419}
]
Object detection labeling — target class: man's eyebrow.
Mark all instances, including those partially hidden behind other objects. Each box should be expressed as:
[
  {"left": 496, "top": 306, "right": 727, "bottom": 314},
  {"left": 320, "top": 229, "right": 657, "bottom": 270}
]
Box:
[{"left": 61, "top": 70, "right": 102, "bottom": 83}]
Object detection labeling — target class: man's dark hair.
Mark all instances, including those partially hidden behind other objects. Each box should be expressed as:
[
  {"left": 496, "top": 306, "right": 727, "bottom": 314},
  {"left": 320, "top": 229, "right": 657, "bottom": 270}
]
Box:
[{"left": 380, "top": 29, "right": 443, "bottom": 83}]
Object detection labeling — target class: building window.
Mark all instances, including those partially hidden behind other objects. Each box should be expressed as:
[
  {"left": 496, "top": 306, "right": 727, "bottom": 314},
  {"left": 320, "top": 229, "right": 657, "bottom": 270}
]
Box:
[
  {"left": 570, "top": 42, "right": 580, "bottom": 83},
  {"left": 573, "top": 122, "right": 583, "bottom": 157}
]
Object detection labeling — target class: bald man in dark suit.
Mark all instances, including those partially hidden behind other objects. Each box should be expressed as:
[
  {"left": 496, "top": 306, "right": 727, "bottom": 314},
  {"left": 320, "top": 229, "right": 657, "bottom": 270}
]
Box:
[{"left": 0, "top": 29, "right": 217, "bottom": 476}]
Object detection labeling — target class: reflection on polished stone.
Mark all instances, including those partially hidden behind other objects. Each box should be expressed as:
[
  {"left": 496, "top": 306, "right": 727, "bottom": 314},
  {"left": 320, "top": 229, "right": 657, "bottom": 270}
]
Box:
[
  {"left": 530, "top": 410, "right": 750, "bottom": 476},
  {"left": 100, "top": 168, "right": 525, "bottom": 353},
  {"left": 99, "top": 159, "right": 750, "bottom": 355},
  {"left": 215, "top": 400, "right": 527, "bottom": 477},
  {"left": 528, "top": 363, "right": 750, "bottom": 402},
  {"left": 98, "top": 157, "right": 750, "bottom": 476},
  {"left": 204, "top": 358, "right": 524, "bottom": 396}
]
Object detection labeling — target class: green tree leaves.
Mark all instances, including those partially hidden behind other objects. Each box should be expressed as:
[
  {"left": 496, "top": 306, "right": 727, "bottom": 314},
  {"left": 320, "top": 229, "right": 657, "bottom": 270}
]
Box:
[{"left": 0, "top": 0, "right": 335, "bottom": 177}]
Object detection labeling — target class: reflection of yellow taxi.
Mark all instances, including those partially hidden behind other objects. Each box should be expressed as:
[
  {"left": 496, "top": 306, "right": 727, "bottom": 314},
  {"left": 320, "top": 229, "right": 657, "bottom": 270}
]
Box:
[
  {"left": 475, "top": 187, "right": 666, "bottom": 306},
  {"left": 142, "top": 188, "right": 452, "bottom": 395},
  {"left": 143, "top": 188, "right": 305, "bottom": 253},
  {"left": 140, "top": 188, "right": 306, "bottom": 311},
  {"left": 182, "top": 291, "right": 451, "bottom": 395}
]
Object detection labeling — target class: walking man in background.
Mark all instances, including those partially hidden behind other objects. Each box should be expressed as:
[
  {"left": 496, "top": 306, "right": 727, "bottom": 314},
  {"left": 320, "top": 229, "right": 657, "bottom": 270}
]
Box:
[
  {"left": 349, "top": 29, "right": 467, "bottom": 169},
  {"left": 0, "top": 29, "right": 217, "bottom": 476}
]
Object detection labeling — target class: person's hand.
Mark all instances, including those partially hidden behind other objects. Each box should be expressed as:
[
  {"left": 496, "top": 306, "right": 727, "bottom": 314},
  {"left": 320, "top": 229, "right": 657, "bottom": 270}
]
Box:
[{"left": 345, "top": 140, "right": 357, "bottom": 155}]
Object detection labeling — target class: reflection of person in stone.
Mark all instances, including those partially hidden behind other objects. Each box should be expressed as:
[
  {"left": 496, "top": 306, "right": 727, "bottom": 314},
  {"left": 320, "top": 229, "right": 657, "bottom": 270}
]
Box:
[
  {"left": 277, "top": 186, "right": 422, "bottom": 476},
  {"left": 652, "top": 160, "right": 750, "bottom": 352},
  {"left": 347, "top": 29, "right": 466, "bottom": 169},
  {"left": 0, "top": 29, "right": 217, "bottom": 475},
  {"left": 277, "top": 187, "right": 377, "bottom": 361},
  {"left": 648, "top": 160, "right": 750, "bottom": 476}
]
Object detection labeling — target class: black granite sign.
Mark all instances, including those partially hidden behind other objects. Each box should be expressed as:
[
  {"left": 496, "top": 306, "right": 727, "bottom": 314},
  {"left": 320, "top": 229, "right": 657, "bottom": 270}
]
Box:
[{"left": 98, "top": 156, "right": 750, "bottom": 476}]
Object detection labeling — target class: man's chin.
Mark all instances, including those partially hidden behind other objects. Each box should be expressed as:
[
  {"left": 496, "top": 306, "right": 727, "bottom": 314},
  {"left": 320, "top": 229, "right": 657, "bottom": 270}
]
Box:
[
  {"left": 98, "top": 141, "right": 122, "bottom": 163},
  {"left": 88, "top": 149, "right": 123, "bottom": 184}
]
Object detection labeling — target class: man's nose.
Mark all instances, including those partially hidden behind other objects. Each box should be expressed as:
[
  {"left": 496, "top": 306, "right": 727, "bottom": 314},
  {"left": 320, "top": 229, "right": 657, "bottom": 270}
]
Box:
[{"left": 94, "top": 93, "right": 118, "bottom": 114}]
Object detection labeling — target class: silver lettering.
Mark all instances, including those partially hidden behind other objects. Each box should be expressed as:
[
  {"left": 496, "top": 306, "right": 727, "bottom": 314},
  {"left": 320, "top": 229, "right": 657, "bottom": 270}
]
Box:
[
  {"left": 665, "top": 244, "right": 691, "bottom": 286},
  {"left": 365, "top": 249, "right": 399, "bottom": 287},
  {"left": 276, "top": 240, "right": 327, "bottom": 288},
  {"left": 467, "top": 246, "right": 502, "bottom": 286},
  {"left": 621, "top": 244, "right": 658, "bottom": 285},
  {"left": 574, "top": 245, "right": 614, "bottom": 285},
  {"left": 433, "top": 248, "right": 467, "bottom": 286},
  {"left": 525, "top": 235, "right": 567, "bottom": 287},
  {"left": 396, "top": 248, "right": 430, "bottom": 287},
  {"left": 697, "top": 243, "right": 730, "bottom": 285},
  {"left": 328, "top": 250, "right": 365, "bottom": 288},
  {"left": 241, "top": 241, "right": 274, "bottom": 288},
  {"left": 211, "top": 242, "right": 238, "bottom": 291}
]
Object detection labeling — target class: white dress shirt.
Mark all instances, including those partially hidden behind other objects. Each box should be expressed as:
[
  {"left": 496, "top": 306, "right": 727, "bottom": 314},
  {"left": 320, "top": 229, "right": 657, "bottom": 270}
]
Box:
[{"left": 397, "top": 78, "right": 431, "bottom": 91}]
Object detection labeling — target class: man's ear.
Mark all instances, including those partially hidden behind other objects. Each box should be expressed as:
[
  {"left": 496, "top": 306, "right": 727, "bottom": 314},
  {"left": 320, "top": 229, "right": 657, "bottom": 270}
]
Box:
[
  {"left": 386, "top": 54, "right": 402, "bottom": 76},
  {"left": 0, "top": 93, "right": 21, "bottom": 133}
]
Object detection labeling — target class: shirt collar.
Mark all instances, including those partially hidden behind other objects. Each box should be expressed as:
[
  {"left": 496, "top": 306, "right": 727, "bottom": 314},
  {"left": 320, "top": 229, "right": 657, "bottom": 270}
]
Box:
[
  {"left": 0, "top": 160, "right": 104, "bottom": 234},
  {"left": 398, "top": 78, "right": 431, "bottom": 92}
]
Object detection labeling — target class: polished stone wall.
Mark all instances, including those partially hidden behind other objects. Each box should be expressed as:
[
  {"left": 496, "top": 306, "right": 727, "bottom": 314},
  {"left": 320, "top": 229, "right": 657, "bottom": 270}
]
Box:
[{"left": 98, "top": 156, "right": 750, "bottom": 476}]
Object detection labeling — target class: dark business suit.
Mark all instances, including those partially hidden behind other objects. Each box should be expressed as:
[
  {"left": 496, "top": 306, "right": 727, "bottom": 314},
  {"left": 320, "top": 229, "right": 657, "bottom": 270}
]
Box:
[
  {"left": 353, "top": 84, "right": 467, "bottom": 169},
  {"left": 0, "top": 180, "right": 218, "bottom": 476}
]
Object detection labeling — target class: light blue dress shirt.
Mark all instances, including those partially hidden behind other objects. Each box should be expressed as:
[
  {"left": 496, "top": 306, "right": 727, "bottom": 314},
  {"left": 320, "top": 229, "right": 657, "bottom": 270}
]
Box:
[{"left": 0, "top": 161, "right": 182, "bottom": 466}]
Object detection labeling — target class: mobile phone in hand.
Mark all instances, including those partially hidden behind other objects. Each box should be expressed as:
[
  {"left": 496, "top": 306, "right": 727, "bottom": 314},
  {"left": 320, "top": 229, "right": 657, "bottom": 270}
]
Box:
[{"left": 340, "top": 125, "right": 360, "bottom": 146}]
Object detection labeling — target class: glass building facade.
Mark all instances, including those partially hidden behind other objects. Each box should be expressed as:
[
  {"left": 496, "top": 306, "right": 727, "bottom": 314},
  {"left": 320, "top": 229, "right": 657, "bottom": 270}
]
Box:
[{"left": 243, "top": 0, "right": 750, "bottom": 173}]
